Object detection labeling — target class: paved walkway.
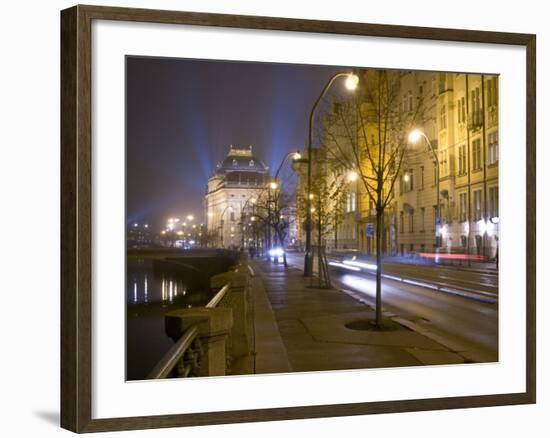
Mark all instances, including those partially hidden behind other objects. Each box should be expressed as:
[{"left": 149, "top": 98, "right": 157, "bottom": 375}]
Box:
[{"left": 250, "top": 258, "right": 464, "bottom": 374}]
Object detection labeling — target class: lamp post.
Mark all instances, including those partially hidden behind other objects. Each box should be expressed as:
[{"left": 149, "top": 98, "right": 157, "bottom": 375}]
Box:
[
  {"left": 266, "top": 181, "right": 278, "bottom": 257},
  {"left": 408, "top": 129, "right": 441, "bottom": 248},
  {"left": 303, "top": 72, "right": 359, "bottom": 277}
]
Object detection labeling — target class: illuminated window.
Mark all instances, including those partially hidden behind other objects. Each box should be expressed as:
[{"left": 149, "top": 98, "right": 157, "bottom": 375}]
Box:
[
  {"left": 459, "top": 192, "right": 468, "bottom": 222},
  {"left": 473, "top": 139, "right": 482, "bottom": 170},
  {"left": 488, "top": 131, "right": 499, "bottom": 164},
  {"left": 458, "top": 144, "right": 467, "bottom": 174},
  {"left": 473, "top": 190, "right": 482, "bottom": 221}
]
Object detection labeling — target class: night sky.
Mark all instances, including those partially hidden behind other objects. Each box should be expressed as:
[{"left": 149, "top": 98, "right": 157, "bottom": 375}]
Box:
[{"left": 126, "top": 56, "right": 347, "bottom": 228}]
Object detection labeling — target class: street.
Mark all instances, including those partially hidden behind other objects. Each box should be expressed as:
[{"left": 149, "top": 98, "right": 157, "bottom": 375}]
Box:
[{"left": 284, "top": 252, "right": 498, "bottom": 363}]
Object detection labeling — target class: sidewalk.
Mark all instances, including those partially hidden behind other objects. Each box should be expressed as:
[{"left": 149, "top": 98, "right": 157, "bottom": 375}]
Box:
[{"left": 249, "top": 258, "right": 466, "bottom": 374}]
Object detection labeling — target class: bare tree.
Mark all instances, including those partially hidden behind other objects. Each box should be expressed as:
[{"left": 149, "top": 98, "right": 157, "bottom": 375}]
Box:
[{"left": 321, "top": 69, "right": 425, "bottom": 325}]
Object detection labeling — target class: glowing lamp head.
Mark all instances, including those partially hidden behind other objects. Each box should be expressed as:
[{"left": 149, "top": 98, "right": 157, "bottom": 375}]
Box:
[
  {"left": 293, "top": 151, "right": 302, "bottom": 160},
  {"left": 250, "top": 197, "right": 257, "bottom": 204},
  {"left": 186, "top": 215, "right": 194, "bottom": 221},
  {"left": 408, "top": 129, "right": 423, "bottom": 144},
  {"left": 403, "top": 173, "right": 410, "bottom": 182},
  {"left": 345, "top": 73, "right": 359, "bottom": 91},
  {"left": 270, "top": 182, "right": 278, "bottom": 190},
  {"left": 347, "top": 171, "right": 358, "bottom": 182}
]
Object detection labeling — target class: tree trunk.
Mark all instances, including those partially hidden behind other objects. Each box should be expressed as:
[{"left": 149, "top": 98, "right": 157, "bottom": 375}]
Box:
[{"left": 375, "top": 209, "right": 383, "bottom": 326}]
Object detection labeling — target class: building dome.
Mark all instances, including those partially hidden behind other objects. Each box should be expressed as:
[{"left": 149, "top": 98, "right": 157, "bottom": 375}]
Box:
[{"left": 215, "top": 145, "right": 269, "bottom": 175}]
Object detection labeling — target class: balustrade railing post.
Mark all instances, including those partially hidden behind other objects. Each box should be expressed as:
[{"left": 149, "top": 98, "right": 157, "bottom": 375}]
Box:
[{"left": 165, "top": 307, "right": 233, "bottom": 377}]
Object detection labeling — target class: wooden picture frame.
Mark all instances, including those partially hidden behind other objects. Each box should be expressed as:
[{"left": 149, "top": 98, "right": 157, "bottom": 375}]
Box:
[{"left": 61, "top": 4, "right": 536, "bottom": 433}]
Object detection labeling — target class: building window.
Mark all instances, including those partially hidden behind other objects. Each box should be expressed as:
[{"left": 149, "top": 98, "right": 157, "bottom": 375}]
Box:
[
  {"left": 473, "top": 190, "right": 482, "bottom": 221},
  {"left": 409, "top": 211, "right": 414, "bottom": 233},
  {"left": 431, "top": 75, "right": 437, "bottom": 96},
  {"left": 408, "top": 90, "right": 413, "bottom": 112},
  {"left": 489, "top": 186, "right": 499, "bottom": 219},
  {"left": 471, "top": 87, "right": 482, "bottom": 127},
  {"left": 420, "top": 207, "right": 425, "bottom": 232},
  {"left": 459, "top": 192, "right": 468, "bottom": 222},
  {"left": 472, "top": 139, "right": 482, "bottom": 170},
  {"left": 230, "top": 211, "right": 235, "bottom": 222},
  {"left": 488, "top": 131, "right": 499, "bottom": 164},
  {"left": 432, "top": 161, "right": 437, "bottom": 186},
  {"left": 249, "top": 160, "right": 255, "bottom": 167},
  {"left": 420, "top": 166, "right": 424, "bottom": 189},
  {"left": 457, "top": 96, "right": 466, "bottom": 123},
  {"left": 458, "top": 144, "right": 467, "bottom": 174},
  {"left": 487, "top": 77, "right": 498, "bottom": 107},
  {"left": 439, "top": 149, "right": 447, "bottom": 176},
  {"left": 400, "top": 211, "right": 404, "bottom": 233},
  {"left": 440, "top": 104, "right": 447, "bottom": 129},
  {"left": 232, "top": 159, "right": 238, "bottom": 166},
  {"left": 402, "top": 170, "right": 414, "bottom": 192},
  {"left": 350, "top": 192, "right": 356, "bottom": 212}
]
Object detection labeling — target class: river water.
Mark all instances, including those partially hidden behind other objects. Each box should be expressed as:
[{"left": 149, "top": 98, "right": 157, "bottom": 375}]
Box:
[{"left": 126, "top": 258, "right": 213, "bottom": 380}]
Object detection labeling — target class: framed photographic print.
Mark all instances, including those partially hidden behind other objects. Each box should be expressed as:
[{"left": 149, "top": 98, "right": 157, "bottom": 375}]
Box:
[{"left": 60, "top": 4, "right": 536, "bottom": 433}]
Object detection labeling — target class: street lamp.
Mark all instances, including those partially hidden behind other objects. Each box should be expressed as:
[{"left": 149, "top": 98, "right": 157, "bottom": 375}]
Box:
[
  {"left": 304, "top": 72, "right": 359, "bottom": 276},
  {"left": 346, "top": 170, "right": 358, "bottom": 182},
  {"left": 408, "top": 128, "right": 441, "bottom": 248}
]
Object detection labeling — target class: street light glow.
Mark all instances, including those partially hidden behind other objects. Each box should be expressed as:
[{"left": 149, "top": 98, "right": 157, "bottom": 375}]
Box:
[
  {"left": 347, "top": 171, "right": 358, "bottom": 182},
  {"left": 270, "top": 182, "right": 278, "bottom": 190},
  {"left": 293, "top": 151, "right": 302, "bottom": 160},
  {"left": 403, "top": 173, "right": 410, "bottom": 182},
  {"left": 345, "top": 73, "right": 359, "bottom": 91},
  {"left": 408, "top": 129, "right": 423, "bottom": 144},
  {"left": 187, "top": 215, "right": 194, "bottom": 221}
]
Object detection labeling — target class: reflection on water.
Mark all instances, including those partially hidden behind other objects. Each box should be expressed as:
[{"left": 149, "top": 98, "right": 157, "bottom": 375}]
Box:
[{"left": 126, "top": 258, "right": 213, "bottom": 380}]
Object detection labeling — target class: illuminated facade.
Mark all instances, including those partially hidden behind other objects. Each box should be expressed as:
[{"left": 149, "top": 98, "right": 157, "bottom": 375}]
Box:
[
  {"left": 297, "top": 71, "right": 499, "bottom": 261},
  {"left": 204, "top": 145, "right": 269, "bottom": 248},
  {"left": 393, "top": 72, "right": 499, "bottom": 260}
]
